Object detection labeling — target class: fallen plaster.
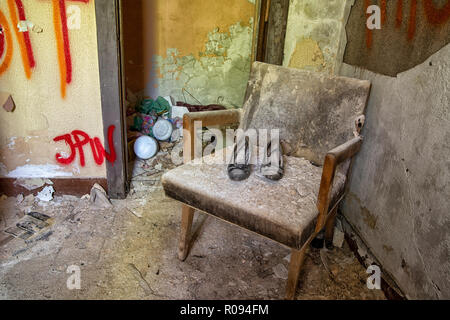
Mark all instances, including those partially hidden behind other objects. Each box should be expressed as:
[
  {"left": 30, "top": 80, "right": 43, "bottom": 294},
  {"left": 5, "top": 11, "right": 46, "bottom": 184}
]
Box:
[
  {"left": 0, "top": 178, "right": 386, "bottom": 300},
  {"left": 36, "top": 186, "right": 55, "bottom": 202}
]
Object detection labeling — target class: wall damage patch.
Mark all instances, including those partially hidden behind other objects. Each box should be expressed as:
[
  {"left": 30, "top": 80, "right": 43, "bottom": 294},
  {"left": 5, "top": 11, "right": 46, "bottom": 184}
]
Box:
[{"left": 151, "top": 21, "right": 254, "bottom": 109}]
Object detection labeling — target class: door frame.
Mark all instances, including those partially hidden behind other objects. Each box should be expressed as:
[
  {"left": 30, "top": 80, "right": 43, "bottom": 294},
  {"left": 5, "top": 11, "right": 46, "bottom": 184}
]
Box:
[{"left": 95, "top": 0, "right": 128, "bottom": 199}]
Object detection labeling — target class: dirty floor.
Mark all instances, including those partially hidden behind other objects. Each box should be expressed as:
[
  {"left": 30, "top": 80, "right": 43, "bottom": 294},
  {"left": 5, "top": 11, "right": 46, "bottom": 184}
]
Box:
[{"left": 0, "top": 154, "right": 386, "bottom": 300}]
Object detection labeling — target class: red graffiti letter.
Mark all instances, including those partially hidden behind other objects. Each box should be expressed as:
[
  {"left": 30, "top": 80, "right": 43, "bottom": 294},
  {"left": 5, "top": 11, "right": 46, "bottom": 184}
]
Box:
[
  {"left": 90, "top": 125, "right": 116, "bottom": 166},
  {"left": 71, "top": 130, "right": 91, "bottom": 167},
  {"left": 54, "top": 134, "right": 76, "bottom": 165}
]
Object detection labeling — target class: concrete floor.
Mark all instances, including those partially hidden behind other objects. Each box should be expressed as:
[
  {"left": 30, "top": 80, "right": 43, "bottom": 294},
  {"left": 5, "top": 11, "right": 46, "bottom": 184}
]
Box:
[{"left": 0, "top": 157, "right": 386, "bottom": 300}]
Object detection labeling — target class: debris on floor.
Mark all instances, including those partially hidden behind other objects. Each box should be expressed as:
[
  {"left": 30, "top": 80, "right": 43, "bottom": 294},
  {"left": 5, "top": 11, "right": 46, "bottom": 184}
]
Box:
[
  {"left": 332, "top": 217, "right": 345, "bottom": 248},
  {"left": 126, "top": 92, "right": 227, "bottom": 164},
  {"left": 0, "top": 181, "right": 387, "bottom": 299},
  {"left": 4, "top": 212, "right": 53, "bottom": 241},
  {"left": 36, "top": 186, "right": 55, "bottom": 202},
  {"left": 89, "top": 183, "right": 113, "bottom": 209}
]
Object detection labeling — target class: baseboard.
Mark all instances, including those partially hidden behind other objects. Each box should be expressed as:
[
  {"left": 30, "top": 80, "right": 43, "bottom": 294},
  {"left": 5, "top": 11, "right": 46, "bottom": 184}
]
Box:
[
  {"left": 340, "top": 215, "right": 406, "bottom": 300},
  {"left": 0, "top": 177, "right": 108, "bottom": 197}
]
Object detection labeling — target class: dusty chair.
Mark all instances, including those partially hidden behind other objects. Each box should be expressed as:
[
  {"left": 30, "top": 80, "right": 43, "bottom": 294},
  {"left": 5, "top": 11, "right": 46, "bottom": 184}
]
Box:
[{"left": 162, "top": 62, "right": 371, "bottom": 299}]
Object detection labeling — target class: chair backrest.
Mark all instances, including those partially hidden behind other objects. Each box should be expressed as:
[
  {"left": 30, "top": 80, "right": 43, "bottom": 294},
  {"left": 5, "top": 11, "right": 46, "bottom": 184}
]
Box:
[{"left": 240, "top": 62, "right": 371, "bottom": 165}]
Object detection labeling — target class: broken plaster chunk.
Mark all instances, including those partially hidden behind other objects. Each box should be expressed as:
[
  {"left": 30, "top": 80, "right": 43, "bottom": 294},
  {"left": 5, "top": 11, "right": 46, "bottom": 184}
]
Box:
[
  {"left": 0, "top": 92, "right": 15, "bottom": 112},
  {"left": 89, "top": 183, "right": 113, "bottom": 208},
  {"left": 24, "top": 194, "right": 35, "bottom": 204},
  {"left": 17, "top": 194, "right": 24, "bottom": 204},
  {"left": 332, "top": 227, "right": 345, "bottom": 248},
  {"left": 37, "top": 186, "right": 55, "bottom": 202}
]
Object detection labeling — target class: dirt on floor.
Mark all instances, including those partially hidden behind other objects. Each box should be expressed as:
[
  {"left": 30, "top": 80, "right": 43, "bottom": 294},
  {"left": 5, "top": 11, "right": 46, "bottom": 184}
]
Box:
[{"left": 0, "top": 151, "right": 386, "bottom": 300}]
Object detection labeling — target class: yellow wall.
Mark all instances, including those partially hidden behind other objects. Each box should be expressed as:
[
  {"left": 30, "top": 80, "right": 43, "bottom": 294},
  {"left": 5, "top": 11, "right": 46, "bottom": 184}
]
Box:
[
  {"left": 0, "top": 0, "right": 105, "bottom": 178},
  {"left": 123, "top": 0, "right": 256, "bottom": 108}
]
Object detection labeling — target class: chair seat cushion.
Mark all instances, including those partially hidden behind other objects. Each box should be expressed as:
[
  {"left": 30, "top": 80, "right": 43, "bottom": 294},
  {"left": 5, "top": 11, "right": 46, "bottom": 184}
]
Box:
[{"left": 162, "top": 149, "right": 346, "bottom": 249}]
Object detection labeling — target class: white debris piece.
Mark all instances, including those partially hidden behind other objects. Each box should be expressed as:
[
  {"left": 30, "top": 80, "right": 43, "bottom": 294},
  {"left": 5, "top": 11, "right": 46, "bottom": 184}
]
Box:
[
  {"left": 17, "top": 194, "right": 24, "bottom": 204},
  {"left": 37, "top": 186, "right": 55, "bottom": 202},
  {"left": 332, "top": 227, "right": 345, "bottom": 248}
]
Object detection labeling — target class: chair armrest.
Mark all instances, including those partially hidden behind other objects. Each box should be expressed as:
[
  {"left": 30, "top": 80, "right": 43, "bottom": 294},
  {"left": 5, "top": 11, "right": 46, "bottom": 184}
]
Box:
[
  {"left": 315, "top": 136, "right": 364, "bottom": 232},
  {"left": 183, "top": 109, "right": 242, "bottom": 162}
]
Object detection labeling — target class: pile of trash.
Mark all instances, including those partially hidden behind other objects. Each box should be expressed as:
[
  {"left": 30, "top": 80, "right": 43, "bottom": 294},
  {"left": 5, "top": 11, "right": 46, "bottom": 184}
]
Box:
[{"left": 126, "top": 93, "right": 226, "bottom": 161}]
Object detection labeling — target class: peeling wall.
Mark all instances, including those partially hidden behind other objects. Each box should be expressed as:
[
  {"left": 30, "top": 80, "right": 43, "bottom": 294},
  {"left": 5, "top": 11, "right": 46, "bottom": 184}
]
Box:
[
  {"left": 283, "top": 0, "right": 354, "bottom": 74},
  {"left": 340, "top": 44, "right": 450, "bottom": 299},
  {"left": 122, "top": 0, "right": 256, "bottom": 108},
  {"left": 0, "top": 0, "right": 105, "bottom": 179},
  {"left": 282, "top": 0, "right": 450, "bottom": 299},
  {"left": 339, "top": 1, "right": 450, "bottom": 299},
  {"left": 344, "top": 0, "right": 450, "bottom": 76}
]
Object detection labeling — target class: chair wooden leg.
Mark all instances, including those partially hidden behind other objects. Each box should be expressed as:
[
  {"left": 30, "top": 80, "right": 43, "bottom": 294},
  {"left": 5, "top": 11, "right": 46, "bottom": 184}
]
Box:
[
  {"left": 285, "top": 246, "right": 308, "bottom": 300},
  {"left": 178, "top": 204, "right": 195, "bottom": 261},
  {"left": 325, "top": 207, "right": 338, "bottom": 247}
]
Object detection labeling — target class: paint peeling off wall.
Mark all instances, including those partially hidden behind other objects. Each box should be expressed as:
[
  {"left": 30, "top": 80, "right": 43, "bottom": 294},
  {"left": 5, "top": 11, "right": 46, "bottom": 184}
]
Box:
[
  {"left": 283, "top": 0, "right": 354, "bottom": 74},
  {"left": 6, "top": 164, "right": 73, "bottom": 178},
  {"left": 341, "top": 44, "right": 450, "bottom": 299},
  {"left": 344, "top": 0, "right": 450, "bottom": 76},
  {"left": 123, "top": 0, "right": 256, "bottom": 109},
  {"left": 152, "top": 21, "right": 254, "bottom": 108}
]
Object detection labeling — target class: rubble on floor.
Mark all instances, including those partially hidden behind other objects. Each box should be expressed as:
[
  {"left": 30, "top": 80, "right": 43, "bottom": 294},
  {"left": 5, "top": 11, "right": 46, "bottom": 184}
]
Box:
[{"left": 0, "top": 177, "right": 386, "bottom": 299}]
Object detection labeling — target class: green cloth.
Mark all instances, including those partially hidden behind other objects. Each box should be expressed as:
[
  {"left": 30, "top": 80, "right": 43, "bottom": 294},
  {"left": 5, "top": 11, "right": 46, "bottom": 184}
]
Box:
[{"left": 136, "top": 96, "right": 171, "bottom": 117}]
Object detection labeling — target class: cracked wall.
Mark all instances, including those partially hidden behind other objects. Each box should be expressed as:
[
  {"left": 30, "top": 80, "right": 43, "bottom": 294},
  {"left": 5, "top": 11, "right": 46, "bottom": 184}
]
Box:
[
  {"left": 123, "top": 0, "right": 255, "bottom": 108},
  {"left": 281, "top": 0, "right": 450, "bottom": 299},
  {"left": 344, "top": 0, "right": 450, "bottom": 76},
  {"left": 339, "top": 1, "right": 450, "bottom": 300},
  {"left": 340, "top": 44, "right": 450, "bottom": 299},
  {"left": 283, "top": 0, "right": 354, "bottom": 74}
]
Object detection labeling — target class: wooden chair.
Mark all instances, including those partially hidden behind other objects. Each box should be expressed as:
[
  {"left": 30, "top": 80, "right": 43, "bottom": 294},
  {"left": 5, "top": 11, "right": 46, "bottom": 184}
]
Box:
[{"left": 162, "top": 62, "right": 371, "bottom": 299}]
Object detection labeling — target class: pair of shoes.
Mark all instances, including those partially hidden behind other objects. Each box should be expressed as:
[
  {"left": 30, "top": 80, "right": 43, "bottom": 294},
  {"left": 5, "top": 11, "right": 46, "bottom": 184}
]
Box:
[{"left": 227, "top": 137, "right": 284, "bottom": 182}]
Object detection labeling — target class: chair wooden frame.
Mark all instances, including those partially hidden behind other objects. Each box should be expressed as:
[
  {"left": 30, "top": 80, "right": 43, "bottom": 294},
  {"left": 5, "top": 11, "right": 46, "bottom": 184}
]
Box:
[{"left": 178, "top": 109, "right": 363, "bottom": 300}]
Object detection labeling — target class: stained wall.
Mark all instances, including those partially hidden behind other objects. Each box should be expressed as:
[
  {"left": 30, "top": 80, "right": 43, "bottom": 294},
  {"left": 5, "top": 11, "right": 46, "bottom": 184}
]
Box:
[
  {"left": 122, "top": 0, "right": 256, "bottom": 108},
  {"left": 0, "top": 0, "right": 106, "bottom": 179}
]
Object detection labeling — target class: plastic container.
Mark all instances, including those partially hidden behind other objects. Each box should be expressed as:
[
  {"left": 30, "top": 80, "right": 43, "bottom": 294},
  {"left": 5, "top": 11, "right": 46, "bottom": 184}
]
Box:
[
  {"left": 134, "top": 136, "right": 159, "bottom": 160},
  {"left": 153, "top": 118, "right": 174, "bottom": 141}
]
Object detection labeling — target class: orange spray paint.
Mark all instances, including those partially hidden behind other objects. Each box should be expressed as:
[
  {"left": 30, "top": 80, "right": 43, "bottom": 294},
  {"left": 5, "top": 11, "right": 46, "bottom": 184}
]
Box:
[
  {"left": 0, "top": 10, "right": 13, "bottom": 75},
  {"left": 7, "top": 0, "right": 31, "bottom": 78}
]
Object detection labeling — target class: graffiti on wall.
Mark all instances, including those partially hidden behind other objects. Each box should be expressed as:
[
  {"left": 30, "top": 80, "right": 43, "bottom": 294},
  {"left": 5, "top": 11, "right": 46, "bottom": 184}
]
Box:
[
  {"left": 0, "top": 10, "right": 13, "bottom": 76},
  {"left": 53, "top": 125, "right": 116, "bottom": 167},
  {"left": 53, "top": 0, "right": 90, "bottom": 98},
  {"left": 365, "top": 0, "right": 450, "bottom": 48},
  {"left": 0, "top": 0, "right": 90, "bottom": 98},
  {"left": 7, "top": 0, "right": 35, "bottom": 78}
]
